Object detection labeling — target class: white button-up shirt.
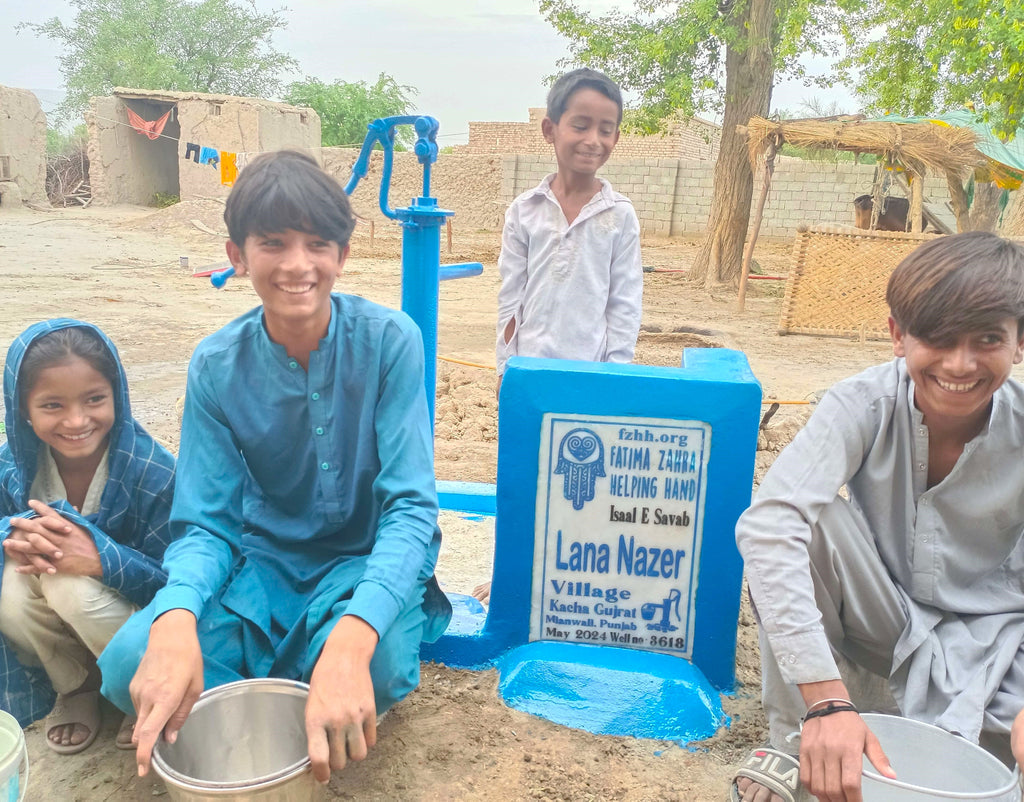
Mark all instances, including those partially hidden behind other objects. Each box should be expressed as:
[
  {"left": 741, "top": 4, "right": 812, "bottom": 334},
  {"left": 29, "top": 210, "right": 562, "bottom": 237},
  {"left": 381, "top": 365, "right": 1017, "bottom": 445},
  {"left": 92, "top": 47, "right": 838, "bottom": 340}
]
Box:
[{"left": 496, "top": 174, "right": 643, "bottom": 376}]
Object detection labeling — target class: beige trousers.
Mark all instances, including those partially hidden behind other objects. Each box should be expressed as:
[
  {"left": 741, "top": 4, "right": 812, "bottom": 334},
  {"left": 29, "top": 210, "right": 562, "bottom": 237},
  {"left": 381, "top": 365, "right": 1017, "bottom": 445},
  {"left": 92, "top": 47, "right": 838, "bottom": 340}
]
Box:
[{"left": 0, "top": 562, "right": 136, "bottom": 694}]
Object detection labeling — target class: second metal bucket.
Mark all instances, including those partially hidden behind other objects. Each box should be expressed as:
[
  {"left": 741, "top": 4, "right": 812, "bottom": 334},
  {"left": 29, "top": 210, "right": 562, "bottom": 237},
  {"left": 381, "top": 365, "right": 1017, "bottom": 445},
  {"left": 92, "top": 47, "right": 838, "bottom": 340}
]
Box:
[{"left": 860, "top": 713, "right": 1020, "bottom": 802}]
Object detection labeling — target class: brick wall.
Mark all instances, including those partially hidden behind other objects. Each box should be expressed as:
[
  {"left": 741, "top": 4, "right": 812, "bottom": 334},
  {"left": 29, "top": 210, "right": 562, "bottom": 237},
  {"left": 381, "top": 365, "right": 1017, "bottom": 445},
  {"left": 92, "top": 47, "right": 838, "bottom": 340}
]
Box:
[{"left": 468, "top": 109, "right": 720, "bottom": 161}]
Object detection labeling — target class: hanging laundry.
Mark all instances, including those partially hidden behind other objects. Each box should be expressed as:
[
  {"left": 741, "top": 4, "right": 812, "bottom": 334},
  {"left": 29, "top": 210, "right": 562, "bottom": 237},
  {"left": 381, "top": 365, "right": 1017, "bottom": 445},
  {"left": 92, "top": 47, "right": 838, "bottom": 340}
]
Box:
[
  {"left": 125, "top": 107, "right": 172, "bottom": 140},
  {"left": 235, "top": 152, "right": 251, "bottom": 174},
  {"left": 219, "top": 151, "right": 238, "bottom": 186},
  {"left": 184, "top": 143, "right": 200, "bottom": 163},
  {"left": 199, "top": 147, "right": 220, "bottom": 168}
]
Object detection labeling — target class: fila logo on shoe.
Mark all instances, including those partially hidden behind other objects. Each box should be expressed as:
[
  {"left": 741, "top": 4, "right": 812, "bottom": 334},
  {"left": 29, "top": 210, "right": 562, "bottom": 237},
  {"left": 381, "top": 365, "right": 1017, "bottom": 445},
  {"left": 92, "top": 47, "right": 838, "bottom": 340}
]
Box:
[{"left": 745, "top": 750, "right": 799, "bottom": 790}]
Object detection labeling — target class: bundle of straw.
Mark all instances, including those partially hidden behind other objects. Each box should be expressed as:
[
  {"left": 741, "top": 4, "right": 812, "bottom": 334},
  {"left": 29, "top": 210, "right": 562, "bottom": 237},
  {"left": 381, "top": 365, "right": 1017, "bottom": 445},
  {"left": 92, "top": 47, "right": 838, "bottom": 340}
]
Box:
[{"left": 744, "top": 116, "right": 980, "bottom": 176}]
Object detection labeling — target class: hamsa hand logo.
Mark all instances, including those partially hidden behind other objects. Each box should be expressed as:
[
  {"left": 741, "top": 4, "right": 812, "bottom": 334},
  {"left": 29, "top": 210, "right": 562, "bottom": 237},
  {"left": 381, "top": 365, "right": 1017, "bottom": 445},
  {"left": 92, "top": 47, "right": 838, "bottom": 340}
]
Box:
[{"left": 554, "top": 428, "right": 605, "bottom": 510}]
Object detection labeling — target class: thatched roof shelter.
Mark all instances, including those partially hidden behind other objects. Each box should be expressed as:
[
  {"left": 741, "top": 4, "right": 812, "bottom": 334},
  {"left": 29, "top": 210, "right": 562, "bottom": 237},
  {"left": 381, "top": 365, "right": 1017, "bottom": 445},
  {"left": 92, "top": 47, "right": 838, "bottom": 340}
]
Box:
[
  {"left": 735, "top": 114, "right": 1004, "bottom": 310},
  {"left": 744, "top": 116, "right": 982, "bottom": 178}
]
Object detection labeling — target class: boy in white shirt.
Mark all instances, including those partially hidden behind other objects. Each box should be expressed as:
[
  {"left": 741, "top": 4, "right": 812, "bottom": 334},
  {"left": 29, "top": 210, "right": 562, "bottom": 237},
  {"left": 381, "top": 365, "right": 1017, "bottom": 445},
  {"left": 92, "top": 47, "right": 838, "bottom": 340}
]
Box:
[
  {"left": 495, "top": 67, "right": 643, "bottom": 382},
  {"left": 476, "top": 69, "right": 644, "bottom": 605}
]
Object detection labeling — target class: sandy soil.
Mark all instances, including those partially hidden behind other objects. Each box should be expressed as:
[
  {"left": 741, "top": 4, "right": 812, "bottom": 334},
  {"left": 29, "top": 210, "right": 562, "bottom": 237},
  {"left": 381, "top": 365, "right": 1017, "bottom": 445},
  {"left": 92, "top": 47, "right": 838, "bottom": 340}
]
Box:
[{"left": 0, "top": 200, "right": 905, "bottom": 801}]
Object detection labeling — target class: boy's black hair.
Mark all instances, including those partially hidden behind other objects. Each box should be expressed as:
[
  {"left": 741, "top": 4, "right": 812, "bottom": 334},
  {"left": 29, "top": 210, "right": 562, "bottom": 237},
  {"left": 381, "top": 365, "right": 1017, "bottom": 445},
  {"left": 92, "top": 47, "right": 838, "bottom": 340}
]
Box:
[
  {"left": 224, "top": 150, "right": 356, "bottom": 249},
  {"left": 546, "top": 68, "right": 623, "bottom": 125},
  {"left": 19, "top": 327, "right": 119, "bottom": 414},
  {"left": 887, "top": 231, "right": 1024, "bottom": 344}
]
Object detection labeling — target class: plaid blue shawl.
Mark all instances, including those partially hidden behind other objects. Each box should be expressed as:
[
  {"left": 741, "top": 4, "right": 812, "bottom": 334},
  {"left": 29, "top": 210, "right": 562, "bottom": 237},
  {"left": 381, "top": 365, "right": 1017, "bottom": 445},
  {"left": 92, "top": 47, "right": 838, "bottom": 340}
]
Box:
[{"left": 0, "top": 319, "right": 176, "bottom": 725}]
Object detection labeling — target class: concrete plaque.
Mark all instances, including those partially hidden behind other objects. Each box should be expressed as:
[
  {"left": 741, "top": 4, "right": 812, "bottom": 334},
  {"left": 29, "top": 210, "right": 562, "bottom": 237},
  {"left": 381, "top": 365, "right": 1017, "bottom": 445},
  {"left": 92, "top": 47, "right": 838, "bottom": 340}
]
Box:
[{"left": 530, "top": 413, "right": 710, "bottom": 657}]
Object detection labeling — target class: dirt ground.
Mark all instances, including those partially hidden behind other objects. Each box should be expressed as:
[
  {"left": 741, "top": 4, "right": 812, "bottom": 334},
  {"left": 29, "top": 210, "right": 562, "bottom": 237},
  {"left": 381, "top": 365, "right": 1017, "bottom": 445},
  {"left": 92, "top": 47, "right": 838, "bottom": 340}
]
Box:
[{"left": 0, "top": 200, "right": 906, "bottom": 801}]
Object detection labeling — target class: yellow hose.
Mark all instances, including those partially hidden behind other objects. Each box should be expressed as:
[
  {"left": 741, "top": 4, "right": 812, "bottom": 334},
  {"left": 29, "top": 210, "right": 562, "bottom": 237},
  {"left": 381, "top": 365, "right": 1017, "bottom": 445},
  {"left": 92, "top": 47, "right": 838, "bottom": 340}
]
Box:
[{"left": 439, "top": 355, "right": 496, "bottom": 371}]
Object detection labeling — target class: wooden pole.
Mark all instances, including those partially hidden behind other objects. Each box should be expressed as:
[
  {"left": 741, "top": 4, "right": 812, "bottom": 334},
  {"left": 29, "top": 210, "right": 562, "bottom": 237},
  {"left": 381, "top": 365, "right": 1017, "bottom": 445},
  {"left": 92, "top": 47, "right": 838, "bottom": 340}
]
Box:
[
  {"left": 870, "top": 163, "right": 886, "bottom": 230},
  {"left": 738, "top": 136, "right": 779, "bottom": 312},
  {"left": 447, "top": 219, "right": 453, "bottom": 253},
  {"left": 891, "top": 170, "right": 953, "bottom": 234},
  {"left": 909, "top": 171, "right": 924, "bottom": 233}
]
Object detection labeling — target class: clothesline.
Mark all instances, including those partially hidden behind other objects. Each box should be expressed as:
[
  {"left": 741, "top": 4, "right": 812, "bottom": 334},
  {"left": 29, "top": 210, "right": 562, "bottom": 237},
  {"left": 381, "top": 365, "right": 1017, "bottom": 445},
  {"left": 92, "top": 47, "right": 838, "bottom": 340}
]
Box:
[{"left": 91, "top": 111, "right": 469, "bottom": 154}]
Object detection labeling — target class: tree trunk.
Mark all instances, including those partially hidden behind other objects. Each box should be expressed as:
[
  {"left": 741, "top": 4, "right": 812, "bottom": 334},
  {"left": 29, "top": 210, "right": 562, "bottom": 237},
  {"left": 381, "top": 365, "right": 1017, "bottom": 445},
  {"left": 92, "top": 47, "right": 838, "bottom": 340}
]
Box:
[
  {"left": 969, "top": 181, "right": 1003, "bottom": 232},
  {"left": 1003, "top": 190, "right": 1024, "bottom": 236},
  {"left": 689, "top": 0, "right": 778, "bottom": 288}
]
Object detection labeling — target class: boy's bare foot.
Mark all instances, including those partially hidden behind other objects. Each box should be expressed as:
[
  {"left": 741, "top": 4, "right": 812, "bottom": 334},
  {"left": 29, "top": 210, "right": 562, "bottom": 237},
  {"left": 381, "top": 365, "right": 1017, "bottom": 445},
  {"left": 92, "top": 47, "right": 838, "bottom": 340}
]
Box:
[{"left": 471, "top": 581, "right": 491, "bottom": 605}]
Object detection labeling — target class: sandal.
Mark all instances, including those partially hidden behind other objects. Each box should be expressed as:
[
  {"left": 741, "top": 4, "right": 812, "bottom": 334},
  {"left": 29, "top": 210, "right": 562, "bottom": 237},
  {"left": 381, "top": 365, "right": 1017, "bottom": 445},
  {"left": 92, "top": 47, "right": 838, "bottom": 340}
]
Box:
[
  {"left": 731, "top": 747, "right": 800, "bottom": 802},
  {"left": 45, "top": 690, "right": 101, "bottom": 755},
  {"left": 115, "top": 714, "right": 137, "bottom": 750}
]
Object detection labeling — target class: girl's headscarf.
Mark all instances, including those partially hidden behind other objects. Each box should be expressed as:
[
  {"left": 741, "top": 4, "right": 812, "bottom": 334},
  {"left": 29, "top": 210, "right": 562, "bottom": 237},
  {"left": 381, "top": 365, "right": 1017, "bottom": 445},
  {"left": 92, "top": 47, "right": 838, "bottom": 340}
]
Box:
[{"left": 0, "top": 319, "right": 176, "bottom": 724}]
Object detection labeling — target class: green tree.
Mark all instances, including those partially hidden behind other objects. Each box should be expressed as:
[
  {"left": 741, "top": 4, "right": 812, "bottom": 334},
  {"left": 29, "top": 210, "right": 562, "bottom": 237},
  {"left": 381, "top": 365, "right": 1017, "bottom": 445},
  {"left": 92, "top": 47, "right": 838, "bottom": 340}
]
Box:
[
  {"left": 283, "top": 74, "right": 418, "bottom": 148},
  {"left": 541, "top": 0, "right": 845, "bottom": 287},
  {"left": 833, "top": 0, "right": 1024, "bottom": 233},
  {"left": 46, "top": 124, "right": 89, "bottom": 156},
  {"left": 839, "top": 0, "right": 1024, "bottom": 136},
  {"left": 20, "top": 0, "right": 298, "bottom": 123}
]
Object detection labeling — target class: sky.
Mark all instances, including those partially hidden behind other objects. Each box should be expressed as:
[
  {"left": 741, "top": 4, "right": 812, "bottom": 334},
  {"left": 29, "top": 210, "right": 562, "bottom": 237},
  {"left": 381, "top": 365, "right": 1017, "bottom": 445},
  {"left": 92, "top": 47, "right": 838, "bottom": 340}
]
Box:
[{"left": 0, "top": 0, "right": 856, "bottom": 142}]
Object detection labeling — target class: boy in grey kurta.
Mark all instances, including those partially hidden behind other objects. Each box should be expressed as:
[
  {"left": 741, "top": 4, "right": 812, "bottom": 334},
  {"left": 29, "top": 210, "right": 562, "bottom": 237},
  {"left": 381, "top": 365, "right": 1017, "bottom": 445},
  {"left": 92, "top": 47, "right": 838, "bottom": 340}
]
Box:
[{"left": 733, "top": 232, "right": 1024, "bottom": 802}]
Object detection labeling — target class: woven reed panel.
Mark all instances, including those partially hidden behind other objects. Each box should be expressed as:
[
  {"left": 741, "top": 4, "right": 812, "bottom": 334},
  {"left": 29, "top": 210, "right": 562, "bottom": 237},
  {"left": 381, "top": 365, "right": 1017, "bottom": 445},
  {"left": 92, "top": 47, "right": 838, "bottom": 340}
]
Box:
[{"left": 778, "top": 225, "right": 942, "bottom": 340}]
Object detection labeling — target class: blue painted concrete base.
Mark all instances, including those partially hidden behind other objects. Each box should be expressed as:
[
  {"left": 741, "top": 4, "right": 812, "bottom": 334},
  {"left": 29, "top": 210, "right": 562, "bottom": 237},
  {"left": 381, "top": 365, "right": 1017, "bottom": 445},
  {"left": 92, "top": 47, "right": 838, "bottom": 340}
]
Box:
[
  {"left": 495, "top": 641, "right": 726, "bottom": 741},
  {"left": 421, "top": 592, "right": 495, "bottom": 668},
  {"left": 442, "top": 592, "right": 487, "bottom": 636},
  {"left": 436, "top": 480, "right": 497, "bottom": 515}
]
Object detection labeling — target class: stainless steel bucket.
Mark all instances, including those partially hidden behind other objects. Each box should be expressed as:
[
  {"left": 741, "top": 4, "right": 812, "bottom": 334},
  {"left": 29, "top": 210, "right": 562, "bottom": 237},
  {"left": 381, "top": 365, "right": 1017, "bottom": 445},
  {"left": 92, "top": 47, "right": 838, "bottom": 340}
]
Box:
[
  {"left": 860, "top": 713, "right": 1020, "bottom": 802},
  {"left": 152, "top": 678, "right": 324, "bottom": 801}
]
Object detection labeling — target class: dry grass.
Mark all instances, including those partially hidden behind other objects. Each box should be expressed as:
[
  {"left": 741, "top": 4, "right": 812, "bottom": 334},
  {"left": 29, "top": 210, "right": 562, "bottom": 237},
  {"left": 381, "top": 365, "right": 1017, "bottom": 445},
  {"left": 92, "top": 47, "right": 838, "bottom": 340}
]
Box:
[{"left": 745, "top": 116, "right": 981, "bottom": 177}]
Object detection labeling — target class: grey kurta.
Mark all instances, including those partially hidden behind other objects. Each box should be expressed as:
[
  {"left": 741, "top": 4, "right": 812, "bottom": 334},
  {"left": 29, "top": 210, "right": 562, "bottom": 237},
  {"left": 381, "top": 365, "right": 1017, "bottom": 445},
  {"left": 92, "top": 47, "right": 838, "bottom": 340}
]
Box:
[{"left": 736, "top": 358, "right": 1024, "bottom": 743}]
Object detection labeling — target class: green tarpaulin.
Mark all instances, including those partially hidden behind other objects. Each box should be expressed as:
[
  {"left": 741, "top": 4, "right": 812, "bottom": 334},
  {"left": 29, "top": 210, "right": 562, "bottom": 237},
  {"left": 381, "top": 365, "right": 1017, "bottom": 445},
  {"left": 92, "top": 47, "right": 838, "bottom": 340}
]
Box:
[{"left": 872, "top": 112, "right": 1024, "bottom": 185}]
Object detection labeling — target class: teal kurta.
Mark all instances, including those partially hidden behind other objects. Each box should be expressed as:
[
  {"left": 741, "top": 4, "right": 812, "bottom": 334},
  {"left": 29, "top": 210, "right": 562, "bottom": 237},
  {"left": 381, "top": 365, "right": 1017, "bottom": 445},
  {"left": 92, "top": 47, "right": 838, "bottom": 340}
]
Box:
[{"left": 100, "top": 294, "right": 450, "bottom": 706}]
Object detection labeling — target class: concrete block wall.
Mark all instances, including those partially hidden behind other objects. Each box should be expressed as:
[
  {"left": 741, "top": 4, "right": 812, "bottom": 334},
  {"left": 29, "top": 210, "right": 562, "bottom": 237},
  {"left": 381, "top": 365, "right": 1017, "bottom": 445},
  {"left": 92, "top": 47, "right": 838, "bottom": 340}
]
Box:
[
  {"left": 671, "top": 160, "right": 716, "bottom": 234},
  {"left": 759, "top": 159, "right": 951, "bottom": 235},
  {"left": 500, "top": 153, "right": 954, "bottom": 237}
]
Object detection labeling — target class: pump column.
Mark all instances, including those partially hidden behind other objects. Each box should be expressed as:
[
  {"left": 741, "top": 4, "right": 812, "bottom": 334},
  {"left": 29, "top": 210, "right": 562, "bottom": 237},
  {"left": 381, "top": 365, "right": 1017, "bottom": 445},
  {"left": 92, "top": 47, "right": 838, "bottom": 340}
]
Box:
[{"left": 397, "top": 198, "right": 452, "bottom": 428}]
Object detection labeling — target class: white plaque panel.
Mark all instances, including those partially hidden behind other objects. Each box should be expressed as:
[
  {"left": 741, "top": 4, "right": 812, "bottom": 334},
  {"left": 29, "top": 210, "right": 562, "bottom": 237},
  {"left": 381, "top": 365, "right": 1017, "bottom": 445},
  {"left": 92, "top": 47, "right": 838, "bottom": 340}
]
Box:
[{"left": 530, "top": 413, "right": 711, "bottom": 657}]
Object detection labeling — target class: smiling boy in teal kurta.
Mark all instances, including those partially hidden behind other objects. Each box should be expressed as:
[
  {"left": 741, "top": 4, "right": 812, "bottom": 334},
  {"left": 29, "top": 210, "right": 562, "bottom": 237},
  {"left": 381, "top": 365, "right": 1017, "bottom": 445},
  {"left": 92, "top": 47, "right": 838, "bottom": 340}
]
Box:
[{"left": 99, "top": 150, "right": 451, "bottom": 783}]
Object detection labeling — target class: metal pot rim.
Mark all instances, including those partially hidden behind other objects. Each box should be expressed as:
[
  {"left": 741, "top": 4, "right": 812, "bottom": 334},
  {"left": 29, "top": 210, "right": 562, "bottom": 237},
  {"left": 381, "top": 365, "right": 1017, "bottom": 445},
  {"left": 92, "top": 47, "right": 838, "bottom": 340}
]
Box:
[{"left": 152, "top": 678, "right": 312, "bottom": 791}]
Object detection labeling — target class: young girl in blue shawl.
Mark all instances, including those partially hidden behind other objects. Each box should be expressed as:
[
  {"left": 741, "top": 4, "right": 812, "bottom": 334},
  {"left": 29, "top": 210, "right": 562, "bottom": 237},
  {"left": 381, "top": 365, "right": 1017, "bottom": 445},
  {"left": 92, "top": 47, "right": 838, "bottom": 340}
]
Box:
[{"left": 0, "top": 319, "right": 175, "bottom": 754}]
